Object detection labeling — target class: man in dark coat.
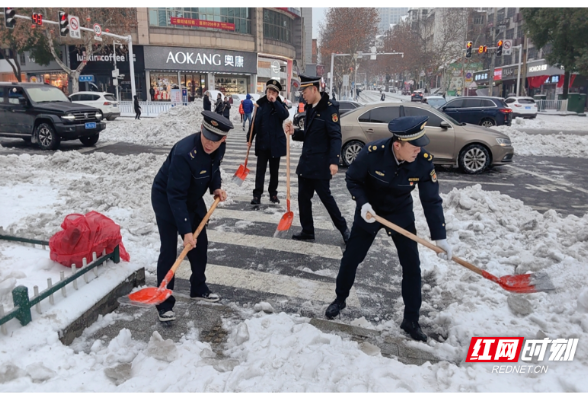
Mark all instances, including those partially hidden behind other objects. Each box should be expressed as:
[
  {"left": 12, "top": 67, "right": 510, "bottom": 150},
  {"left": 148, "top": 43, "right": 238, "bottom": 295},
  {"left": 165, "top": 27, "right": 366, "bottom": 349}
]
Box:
[
  {"left": 222, "top": 96, "right": 231, "bottom": 119},
  {"left": 247, "top": 79, "right": 290, "bottom": 204},
  {"left": 151, "top": 111, "right": 231, "bottom": 323},
  {"left": 324, "top": 116, "right": 454, "bottom": 342},
  {"left": 284, "top": 74, "right": 349, "bottom": 244},
  {"left": 149, "top": 86, "right": 155, "bottom": 101},
  {"left": 203, "top": 91, "right": 211, "bottom": 111}
]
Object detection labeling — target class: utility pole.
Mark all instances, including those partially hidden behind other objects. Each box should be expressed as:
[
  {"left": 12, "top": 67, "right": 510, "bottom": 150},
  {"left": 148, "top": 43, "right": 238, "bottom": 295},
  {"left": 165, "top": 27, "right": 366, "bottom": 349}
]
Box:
[{"left": 520, "top": 34, "right": 528, "bottom": 96}]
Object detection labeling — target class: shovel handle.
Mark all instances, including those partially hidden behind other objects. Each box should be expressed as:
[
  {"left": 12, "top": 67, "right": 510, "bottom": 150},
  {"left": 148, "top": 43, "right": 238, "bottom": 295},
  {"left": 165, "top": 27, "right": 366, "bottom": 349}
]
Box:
[
  {"left": 168, "top": 197, "right": 221, "bottom": 277},
  {"left": 244, "top": 104, "right": 258, "bottom": 168},
  {"left": 285, "top": 129, "right": 291, "bottom": 207},
  {"left": 367, "top": 212, "right": 487, "bottom": 278}
]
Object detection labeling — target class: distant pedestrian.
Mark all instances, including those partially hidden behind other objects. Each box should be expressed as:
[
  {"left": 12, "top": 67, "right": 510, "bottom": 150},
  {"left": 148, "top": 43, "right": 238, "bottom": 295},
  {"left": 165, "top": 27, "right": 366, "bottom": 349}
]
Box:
[
  {"left": 222, "top": 96, "right": 231, "bottom": 119},
  {"left": 149, "top": 86, "right": 155, "bottom": 101},
  {"left": 134, "top": 95, "right": 141, "bottom": 120},
  {"left": 239, "top": 99, "right": 245, "bottom": 122},
  {"left": 214, "top": 93, "right": 223, "bottom": 115},
  {"left": 203, "top": 91, "right": 211, "bottom": 111},
  {"left": 242, "top": 94, "right": 254, "bottom": 131}
]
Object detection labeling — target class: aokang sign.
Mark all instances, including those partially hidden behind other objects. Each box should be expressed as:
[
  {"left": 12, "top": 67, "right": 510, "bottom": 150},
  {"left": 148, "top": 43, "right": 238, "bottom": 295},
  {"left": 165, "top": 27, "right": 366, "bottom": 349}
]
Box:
[{"left": 143, "top": 46, "right": 257, "bottom": 74}]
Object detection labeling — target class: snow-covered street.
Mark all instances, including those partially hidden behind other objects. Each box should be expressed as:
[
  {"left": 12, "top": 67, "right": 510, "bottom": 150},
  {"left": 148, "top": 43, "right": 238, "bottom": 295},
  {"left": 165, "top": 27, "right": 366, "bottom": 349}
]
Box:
[{"left": 1, "top": 97, "right": 588, "bottom": 392}]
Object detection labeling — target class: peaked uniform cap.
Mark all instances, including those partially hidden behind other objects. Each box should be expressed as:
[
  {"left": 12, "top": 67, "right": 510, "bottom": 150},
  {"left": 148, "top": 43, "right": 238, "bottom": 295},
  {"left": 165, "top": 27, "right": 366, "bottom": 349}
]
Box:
[
  {"left": 388, "top": 115, "right": 430, "bottom": 147},
  {"left": 201, "top": 110, "right": 233, "bottom": 142},
  {"left": 266, "top": 79, "right": 283, "bottom": 92}
]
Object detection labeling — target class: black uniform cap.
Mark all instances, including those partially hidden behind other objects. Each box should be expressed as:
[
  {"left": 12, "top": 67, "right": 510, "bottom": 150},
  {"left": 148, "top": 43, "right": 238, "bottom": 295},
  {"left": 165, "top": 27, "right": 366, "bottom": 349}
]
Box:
[
  {"left": 388, "top": 116, "right": 430, "bottom": 147},
  {"left": 299, "top": 74, "right": 321, "bottom": 90},
  {"left": 201, "top": 110, "right": 233, "bottom": 142},
  {"left": 266, "top": 79, "right": 283, "bottom": 92}
]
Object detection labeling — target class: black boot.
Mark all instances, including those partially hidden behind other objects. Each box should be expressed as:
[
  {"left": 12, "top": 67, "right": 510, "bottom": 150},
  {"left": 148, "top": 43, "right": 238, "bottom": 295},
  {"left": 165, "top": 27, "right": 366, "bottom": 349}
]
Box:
[
  {"left": 400, "top": 319, "right": 427, "bottom": 342},
  {"left": 270, "top": 195, "right": 280, "bottom": 204},
  {"left": 292, "top": 231, "right": 315, "bottom": 241},
  {"left": 325, "top": 298, "right": 346, "bottom": 319},
  {"left": 250, "top": 196, "right": 261, "bottom": 205}
]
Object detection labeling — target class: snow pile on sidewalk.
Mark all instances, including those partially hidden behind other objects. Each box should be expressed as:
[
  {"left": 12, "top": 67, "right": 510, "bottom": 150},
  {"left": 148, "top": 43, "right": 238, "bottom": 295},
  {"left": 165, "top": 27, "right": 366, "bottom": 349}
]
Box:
[
  {"left": 100, "top": 100, "right": 243, "bottom": 147},
  {"left": 509, "top": 115, "right": 588, "bottom": 131},
  {"left": 492, "top": 128, "right": 588, "bottom": 157}
]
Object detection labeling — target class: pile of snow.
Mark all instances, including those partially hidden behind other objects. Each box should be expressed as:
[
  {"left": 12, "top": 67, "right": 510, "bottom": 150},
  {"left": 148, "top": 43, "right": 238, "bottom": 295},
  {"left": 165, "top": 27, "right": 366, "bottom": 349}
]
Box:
[
  {"left": 492, "top": 128, "right": 588, "bottom": 157},
  {"left": 101, "top": 100, "right": 244, "bottom": 147},
  {"left": 507, "top": 115, "right": 588, "bottom": 131}
]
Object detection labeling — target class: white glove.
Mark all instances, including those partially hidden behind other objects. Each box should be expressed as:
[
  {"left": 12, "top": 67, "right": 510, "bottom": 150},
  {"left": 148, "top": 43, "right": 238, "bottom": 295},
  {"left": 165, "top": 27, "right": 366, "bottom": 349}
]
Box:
[
  {"left": 361, "top": 203, "right": 376, "bottom": 223},
  {"left": 436, "top": 239, "right": 453, "bottom": 260}
]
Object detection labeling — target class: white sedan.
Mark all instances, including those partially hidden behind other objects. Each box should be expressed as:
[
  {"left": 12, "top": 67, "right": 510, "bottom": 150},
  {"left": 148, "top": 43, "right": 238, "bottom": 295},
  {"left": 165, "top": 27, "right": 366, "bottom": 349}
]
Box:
[
  {"left": 69, "top": 92, "right": 120, "bottom": 121},
  {"left": 505, "top": 96, "right": 538, "bottom": 119}
]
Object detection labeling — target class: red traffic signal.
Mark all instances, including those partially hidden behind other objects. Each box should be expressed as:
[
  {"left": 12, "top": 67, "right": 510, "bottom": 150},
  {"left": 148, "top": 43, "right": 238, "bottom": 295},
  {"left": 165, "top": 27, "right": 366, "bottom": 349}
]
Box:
[
  {"left": 4, "top": 7, "right": 16, "bottom": 29},
  {"left": 497, "top": 40, "right": 504, "bottom": 56},
  {"left": 59, "top": 11, "right": 69, "bottom": 37},
  {"left": 478, "top": 45, "right": 487, "bottom": 54},
  {"left": 466, "top": 41, "right": 473, "bottom": 58}
]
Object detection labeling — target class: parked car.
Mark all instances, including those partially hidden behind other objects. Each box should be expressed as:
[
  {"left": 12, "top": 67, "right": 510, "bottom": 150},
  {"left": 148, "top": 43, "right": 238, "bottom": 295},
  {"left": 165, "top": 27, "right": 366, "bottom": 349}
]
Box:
[
  {"left": 231, "top": 94, "right": 246, "bottom": 104},
  {"left": 411, "top": 91, "right": 424, "bottom": 102},
  {"left": 424, "top": 95, "right": 447, "bottom": 109},
  {"left": 69, "top": 91, "right": 120, "bottom": 121},
  {"left": 293, "top": 100, "right": 364, "bottom": 130},
  {"left": 504, "top": 96, "right": 538, "bottom": 118},
  {"left": 439, "top": 96, "right": 513, "bottom": 127},
  {"left": 0, "top": 82, "right": 105, "bottom": 150},
  {"left": 338, "top": 102, "right": 514, "bottom": 174},
  {"left": 283, "top": 98, "right": 293, "bottom": 109}
]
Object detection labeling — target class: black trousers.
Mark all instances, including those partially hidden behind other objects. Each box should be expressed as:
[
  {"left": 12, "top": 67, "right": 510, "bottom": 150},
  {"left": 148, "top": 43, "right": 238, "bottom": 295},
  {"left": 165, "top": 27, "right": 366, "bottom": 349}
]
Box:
[
  {"left": 134, "top": 108, "right": 141, "bottom": 119},
  {"left": 335, "top": 221, "right": 422, "bottom": 322},
  {"left": 155, "top": 213, "right": 209, "bottom": 312},
  {"left": 253, "top": 148, "right": 280, "bottom": 198},
  {"left": 298, "top": 176, "right": 347, "bottom": 235}
]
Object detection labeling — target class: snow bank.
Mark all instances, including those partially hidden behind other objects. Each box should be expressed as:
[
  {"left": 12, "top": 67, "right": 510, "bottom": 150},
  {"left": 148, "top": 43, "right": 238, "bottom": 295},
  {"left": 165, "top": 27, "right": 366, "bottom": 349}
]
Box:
[{"left": 491, "top": 128, "right": 588, "bottom": 157}]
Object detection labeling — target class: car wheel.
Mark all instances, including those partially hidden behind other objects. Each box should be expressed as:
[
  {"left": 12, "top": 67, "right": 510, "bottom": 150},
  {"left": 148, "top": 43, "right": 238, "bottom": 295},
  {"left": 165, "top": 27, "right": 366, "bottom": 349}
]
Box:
[
  {"left": 342, "top": 140, "right": 365, "bottom": 167},
  {"left": 480, "top": 118, "right": 496, "bottom": 127},
  {"left": 80, "top": 133, "right": 99, "bottom": 146},
  {"left": 36, "top": 122, "right": 60, "bottom": 150},
  {"left": 459, "top": 144, "right": 490, "bottom": 174},
  {"left": 298, "top": 117, "right": 305, "bottom": 130}
]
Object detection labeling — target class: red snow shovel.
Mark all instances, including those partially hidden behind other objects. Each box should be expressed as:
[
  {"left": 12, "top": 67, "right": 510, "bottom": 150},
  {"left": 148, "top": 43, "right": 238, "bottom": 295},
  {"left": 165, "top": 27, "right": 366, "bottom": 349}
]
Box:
[
  {"left": 232, "top": 104, "right": 258, "bottom": 186},
  {"left": 367, "top": 212, "right": 555, "bottom": 294},
  {"left": 120, "top": 197, "right": 221, "bottom": 307},
  {"left": 274, "top": 130, "right": 294, "bottom": 237}
]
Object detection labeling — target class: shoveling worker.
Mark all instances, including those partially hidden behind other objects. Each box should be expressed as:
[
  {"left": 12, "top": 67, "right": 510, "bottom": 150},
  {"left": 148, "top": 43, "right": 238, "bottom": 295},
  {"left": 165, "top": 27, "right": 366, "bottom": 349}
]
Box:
[
  {"left": 324, "top": 115, "right": 453, "bottom": 342},
  {"left": 248, "top": 79, "right": 290, "bottom": 205},
  {"left": 284, "top": 74, "right": 350, "bottom": 244},
  {"left": 151, "top": 110, "right": 231, "bottom": 323}
]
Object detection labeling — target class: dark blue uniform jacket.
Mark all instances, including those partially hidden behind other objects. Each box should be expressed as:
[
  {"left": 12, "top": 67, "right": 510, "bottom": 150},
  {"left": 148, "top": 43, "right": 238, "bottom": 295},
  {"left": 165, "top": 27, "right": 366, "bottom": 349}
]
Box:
[
  {"left": 247, "top": 95, "right": 289, "bottom": 158},
  {"left": 346, "top": 137, "right": 446, "bottom": 240},
  {"left": 152, "top": 132, "right": 224, "bottom": 235},
  {"left": 292, "top": 92, "right": 342, "bottom": 180}
]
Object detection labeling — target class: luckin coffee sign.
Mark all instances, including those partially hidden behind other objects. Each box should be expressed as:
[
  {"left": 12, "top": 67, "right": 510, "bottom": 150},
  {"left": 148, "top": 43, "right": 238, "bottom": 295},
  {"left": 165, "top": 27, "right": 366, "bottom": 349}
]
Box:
[{"left": 144, "top": 46, "right": 257, "bottom": 74}]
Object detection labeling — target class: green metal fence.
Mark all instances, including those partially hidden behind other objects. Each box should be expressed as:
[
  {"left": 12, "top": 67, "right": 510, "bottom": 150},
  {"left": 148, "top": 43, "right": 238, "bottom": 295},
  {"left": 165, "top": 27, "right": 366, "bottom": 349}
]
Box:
[{"left": 0, "top": 234, "right": 120, "bottom": 334}]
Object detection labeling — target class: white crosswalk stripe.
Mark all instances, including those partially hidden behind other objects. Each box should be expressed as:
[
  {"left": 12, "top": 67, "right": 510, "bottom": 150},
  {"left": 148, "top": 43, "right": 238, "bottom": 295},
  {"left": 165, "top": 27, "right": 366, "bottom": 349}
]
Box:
[
  {"left": 207, "top": 230, "right": 342, "bottom": 259},
  {"left": 214, "top": 208, "right": 334, "bottom": 231},
  {"left": 176, "top": 262, "right": 360, "bottom": 307}
]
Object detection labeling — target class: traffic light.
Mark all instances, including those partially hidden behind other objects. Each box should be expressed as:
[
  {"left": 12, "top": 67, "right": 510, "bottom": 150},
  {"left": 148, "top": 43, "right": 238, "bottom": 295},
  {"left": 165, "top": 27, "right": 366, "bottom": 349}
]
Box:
[
  {"left": 466, "top": 41, "right": 473, "bottom": 58},
  {"left": 497, "top": 40, "right": 503, "bottom": 57},
  {"left": 58, "top": 11, "right": 69, "bottom": 37},
  {"left": 478, "top": 45, "right": 487, "bottom": 54},
  {"left": 4, "top": 7, "right": 16, "bottom": 29}
]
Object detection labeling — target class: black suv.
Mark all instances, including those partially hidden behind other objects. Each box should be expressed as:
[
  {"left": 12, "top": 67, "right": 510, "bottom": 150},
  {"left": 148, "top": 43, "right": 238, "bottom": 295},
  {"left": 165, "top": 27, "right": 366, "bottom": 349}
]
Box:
[
  {"left": 439, "top": 96, "right": 513, "bottom": 127},
  {"left": 0, "top": 82, "right": 106, "bottom": 150}
]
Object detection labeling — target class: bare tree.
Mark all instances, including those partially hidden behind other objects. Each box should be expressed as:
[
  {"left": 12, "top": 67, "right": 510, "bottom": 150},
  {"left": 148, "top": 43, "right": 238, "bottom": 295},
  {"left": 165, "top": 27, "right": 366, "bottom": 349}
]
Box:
[{"left": 318, "top": 8, "right": 379, "bottom": 97}]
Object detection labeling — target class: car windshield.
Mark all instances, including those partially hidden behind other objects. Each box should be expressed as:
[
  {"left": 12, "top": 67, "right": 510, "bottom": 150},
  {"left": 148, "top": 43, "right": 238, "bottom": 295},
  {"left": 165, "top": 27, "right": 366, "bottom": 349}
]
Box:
[
  {"left": 24, "top": 86, "right": 70, "bottom": 103},
  {"left": 105, "top": 94, "right": 116, "bottom": 101},
  {"left": 427, "top": 98, "right": 446, "bottom": 107}
]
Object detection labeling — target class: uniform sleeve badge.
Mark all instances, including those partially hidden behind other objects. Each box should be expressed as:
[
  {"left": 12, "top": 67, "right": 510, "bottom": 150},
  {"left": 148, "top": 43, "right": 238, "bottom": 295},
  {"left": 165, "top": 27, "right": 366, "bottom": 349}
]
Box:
[
  {"left": 332, "top": 113, "right": 338, "bottom": 123},
  {"left": 430, "top": 169, "right": 438, "bottom": 183}
]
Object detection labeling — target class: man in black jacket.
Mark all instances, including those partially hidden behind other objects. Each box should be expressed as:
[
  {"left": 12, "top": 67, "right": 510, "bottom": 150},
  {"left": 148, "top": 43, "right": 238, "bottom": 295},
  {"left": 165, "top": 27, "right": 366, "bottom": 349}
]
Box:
[
  {"left": 151, "top": 111, "right": 231, "bottom": 323},
  {"left": 324, "top": 116, "right": 454, "bottom": 342},
  {"left": 248, "top": 79, "right": 290, "bottom": 204},
  {"left": 284, "top": 74, "right": 349, "bottom": 244}
]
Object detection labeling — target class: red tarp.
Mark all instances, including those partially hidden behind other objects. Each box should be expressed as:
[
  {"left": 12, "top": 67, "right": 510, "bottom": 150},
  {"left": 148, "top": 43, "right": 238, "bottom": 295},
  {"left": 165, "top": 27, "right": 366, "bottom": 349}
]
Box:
[{"left": 49, "top": 211, "right": 130, "bottom": 267}]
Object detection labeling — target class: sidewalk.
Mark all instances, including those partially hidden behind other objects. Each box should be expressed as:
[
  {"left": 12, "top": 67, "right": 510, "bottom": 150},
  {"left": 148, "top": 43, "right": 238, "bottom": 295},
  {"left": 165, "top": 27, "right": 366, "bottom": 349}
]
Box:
[{"left": 539, "top": 110, "right": 586, "bottom": 116}]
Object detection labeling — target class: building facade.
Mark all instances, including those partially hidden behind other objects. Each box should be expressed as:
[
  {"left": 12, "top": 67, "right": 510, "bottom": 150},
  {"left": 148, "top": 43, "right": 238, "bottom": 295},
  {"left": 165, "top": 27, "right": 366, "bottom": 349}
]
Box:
[{"left": 377, "top": 8, "right": 409, "bottom": 33}]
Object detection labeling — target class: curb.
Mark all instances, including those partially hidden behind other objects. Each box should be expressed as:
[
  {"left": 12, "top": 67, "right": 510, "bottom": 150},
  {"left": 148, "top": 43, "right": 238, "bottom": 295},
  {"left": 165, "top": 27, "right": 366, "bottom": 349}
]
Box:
[{"left": 58, "top": 267, "right": 145, "bottom": 345}]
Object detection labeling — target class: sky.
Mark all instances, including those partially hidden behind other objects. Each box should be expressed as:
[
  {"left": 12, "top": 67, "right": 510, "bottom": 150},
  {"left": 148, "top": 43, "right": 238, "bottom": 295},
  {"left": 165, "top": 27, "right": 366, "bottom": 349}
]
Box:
[{"left": 312, "top": 7, "right": 328, "bottom": 39}]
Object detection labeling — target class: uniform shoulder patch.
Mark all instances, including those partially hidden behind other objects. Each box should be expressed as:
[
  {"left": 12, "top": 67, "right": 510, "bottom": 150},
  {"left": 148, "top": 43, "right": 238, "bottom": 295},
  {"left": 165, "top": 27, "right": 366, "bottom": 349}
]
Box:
[
  {"left": 430, "top": 169, "right": 438, "bottom": 183},
  {"left": 332, "top": 113, "right": 338, "bottom": 123},
  {"left": 423, "top": 152, "right": 433, "bottom": 162}
]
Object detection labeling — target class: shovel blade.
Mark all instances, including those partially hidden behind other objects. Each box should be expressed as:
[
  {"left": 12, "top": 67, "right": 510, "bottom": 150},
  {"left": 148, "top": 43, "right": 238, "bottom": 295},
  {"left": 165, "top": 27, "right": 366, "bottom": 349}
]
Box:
[
  {"left": 276, "top": 211, "right": 294, "bottom": 232},
  {"left": 120, "top": 287, "right": 173, "bottom": 307},
  {"left": 232, "top": 165, "right": 250, "bottom": 186},
  {"left": 498, "top": 272, "right": 555, "bottom": 294}
]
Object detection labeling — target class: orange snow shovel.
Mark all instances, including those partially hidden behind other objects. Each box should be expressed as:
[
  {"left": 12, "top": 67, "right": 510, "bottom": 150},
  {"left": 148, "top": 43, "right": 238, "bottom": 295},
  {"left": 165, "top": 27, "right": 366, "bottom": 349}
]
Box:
[
  {"left": 274, "top": 130, "right": 294, "bottom": 237},
  {"left": 120, "top": 197, "right": 221, "bottom": 307},
  {"left": 367, "top": 212, "right": 555, "bottom": 294},
  {"left": 232, "top": 104, "right": 258, "bottom": 186}
]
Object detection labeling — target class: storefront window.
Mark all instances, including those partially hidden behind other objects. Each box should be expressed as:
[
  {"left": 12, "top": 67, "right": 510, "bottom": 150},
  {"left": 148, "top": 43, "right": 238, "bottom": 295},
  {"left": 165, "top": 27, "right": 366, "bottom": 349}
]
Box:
[
  {"left": 183, "top": 73, "right": 207, "bottom": 101},
  {"left": 215, "top": 75, "right": 248, "bottom": 96},
  {"left": 148, "top": 8, "right": 251, "bottom": 34},
  {"left": 263, "top": 10, "right": 292, "bottom": 43},
  {"left": 150, "top": 73, "right": 179, "bottom": 101}
]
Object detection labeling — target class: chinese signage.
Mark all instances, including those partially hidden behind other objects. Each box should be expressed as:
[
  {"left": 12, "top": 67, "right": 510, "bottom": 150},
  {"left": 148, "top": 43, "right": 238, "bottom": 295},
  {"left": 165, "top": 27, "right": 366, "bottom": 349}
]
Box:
[
  {"left": 474, "top": 72, "right": 489, "bottom": 81},
  {"left": 143, "top": 46, "right": 257, "bottom": 74},
  {"left": 170, "top": 17, "right": 235, "bottom": 31},
  {"left": 493, "top": 68, "right": 503, "bottom": 81}
]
